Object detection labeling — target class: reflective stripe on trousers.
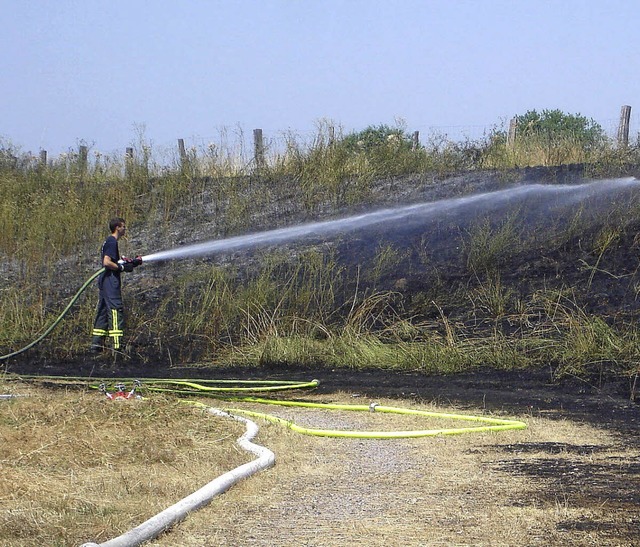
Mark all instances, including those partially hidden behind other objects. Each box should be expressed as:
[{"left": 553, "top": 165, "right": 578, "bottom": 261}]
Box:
[{"left": 109, "top": 309, "right": 123, "bottom": 349}]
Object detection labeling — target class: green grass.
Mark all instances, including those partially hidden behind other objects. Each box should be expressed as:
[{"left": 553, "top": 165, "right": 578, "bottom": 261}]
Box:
[{"left": 2, "top": 126, "right": 640, "bottom": 382}]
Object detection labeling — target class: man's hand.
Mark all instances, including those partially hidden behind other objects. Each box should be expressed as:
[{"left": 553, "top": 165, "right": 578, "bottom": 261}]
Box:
[{"left": 120, "top": 256, "right": 142, "bottom": 272}]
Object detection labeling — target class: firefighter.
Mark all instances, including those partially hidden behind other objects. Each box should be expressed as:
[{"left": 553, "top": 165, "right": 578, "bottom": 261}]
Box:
[{"left": 90, "top": 218, "right": 141, "bottom": 353}]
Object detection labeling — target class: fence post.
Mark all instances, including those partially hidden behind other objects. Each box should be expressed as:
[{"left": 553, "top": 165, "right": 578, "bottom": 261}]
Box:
[
  {"left": 253, "top": 128, "right": 265, "bottom": 169},
  {"left": 39, "top": 150, "right": 47, "bottom": 167},
  {"left": 78, "top": 145, "right": 88, "bottom": 173},
  {"left": 507, "top": 117, "right": 517, "bottom": 149},
  {"left": 177, "top": 139, "right": 187, "bottom": 168},
  {"left": 618, "top": 105, "right": 632, "bottom": 147},
  {"left": 412, "top": 130, "right": 420, "bottom": 151},
  {"left": 125, "top": 147, "right": 134, "bottom": 178},
  {"left": 328, "top": 125, "right": 335, "bottom": 147}
]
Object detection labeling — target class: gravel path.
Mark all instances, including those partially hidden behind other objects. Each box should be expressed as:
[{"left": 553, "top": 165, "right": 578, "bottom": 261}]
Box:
[{"left": 149, "top": 388, "right": 640, "bottom": 546}]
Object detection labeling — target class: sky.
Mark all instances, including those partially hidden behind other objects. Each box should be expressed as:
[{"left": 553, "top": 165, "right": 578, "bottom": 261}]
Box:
[{"left": 2, "top": 0, "right": 640, "bottom": 157}]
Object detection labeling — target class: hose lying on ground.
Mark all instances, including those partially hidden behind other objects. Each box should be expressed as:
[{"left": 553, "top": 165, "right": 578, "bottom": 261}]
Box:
[
  {"left": 140, "top": 379, "right": 528, "bottom": 438},
  {"left": 81, "top": 405, "right": 274, "bottom": 547},
  {"left": 12, "top": 375, "right": 526, "bottom": 438},
  {"left": 0, "top": 268, "right": 104, "bottom": 362},
  {"left": 226, "top": 399, "right": 527, "bottom": 438}
]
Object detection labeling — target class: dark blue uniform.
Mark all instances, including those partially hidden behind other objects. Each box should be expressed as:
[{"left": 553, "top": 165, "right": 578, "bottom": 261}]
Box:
[{"left": 91, "top": 235, "right": 124, "bottom": 350}]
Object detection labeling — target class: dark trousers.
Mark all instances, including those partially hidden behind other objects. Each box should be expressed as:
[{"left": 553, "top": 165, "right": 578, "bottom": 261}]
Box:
[{"left": 92, "top": 274, "right": 124, "bottom": 349}]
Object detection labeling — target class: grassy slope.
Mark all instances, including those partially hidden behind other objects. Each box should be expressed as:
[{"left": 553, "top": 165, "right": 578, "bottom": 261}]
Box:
[{"left": 1, "top": 149, "right": 640, "bottom": 386}]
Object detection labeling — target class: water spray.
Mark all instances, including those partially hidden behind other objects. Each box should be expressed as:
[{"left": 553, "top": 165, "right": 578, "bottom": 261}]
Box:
[{"left": 141, "top": 177, "right": 640, "bottom": 264}]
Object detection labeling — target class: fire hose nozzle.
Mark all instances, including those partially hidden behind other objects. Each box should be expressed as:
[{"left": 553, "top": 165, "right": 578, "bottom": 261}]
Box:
[{"left": 118, "top": 256, "right": 143, "bottom": 267}]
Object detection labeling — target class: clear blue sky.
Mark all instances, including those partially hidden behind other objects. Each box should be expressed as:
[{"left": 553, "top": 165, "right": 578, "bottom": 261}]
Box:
[{"left": 2, "top": 0, "right": 639, "bottom": 156}]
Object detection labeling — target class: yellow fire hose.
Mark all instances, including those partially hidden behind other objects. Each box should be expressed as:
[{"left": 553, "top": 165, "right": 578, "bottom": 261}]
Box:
[
  {"left": 11, "top": 375, "right": 527, "bottom": 437},
  {"left": 122, "top": 378, "right": 528, "bottom": 438},
  {"left": 223, "top": 400, "right": 527, "bottom": 438}
]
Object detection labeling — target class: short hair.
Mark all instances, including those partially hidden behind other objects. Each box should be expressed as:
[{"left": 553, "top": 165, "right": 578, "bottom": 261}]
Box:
[{"left": 109, "top": 217, "right": 126, "bottom": 233}]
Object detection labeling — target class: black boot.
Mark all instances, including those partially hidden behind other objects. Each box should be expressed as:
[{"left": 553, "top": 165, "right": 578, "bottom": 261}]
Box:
[{"left": 90, "top": 336, "right": 105, "bottom": 353}]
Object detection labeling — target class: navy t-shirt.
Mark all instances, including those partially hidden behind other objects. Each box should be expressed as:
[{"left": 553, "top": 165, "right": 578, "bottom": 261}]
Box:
[{"left": 101, "top": 235, "right": 121, "bottom": 280}]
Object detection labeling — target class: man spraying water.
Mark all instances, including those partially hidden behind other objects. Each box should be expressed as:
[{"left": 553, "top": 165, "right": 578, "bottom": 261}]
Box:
[
  {"left": 1, "top": 177, "right": 636, "bottom": 363},
  {"left": 90, "top": 218, "right": 142, "bottom": 353}
]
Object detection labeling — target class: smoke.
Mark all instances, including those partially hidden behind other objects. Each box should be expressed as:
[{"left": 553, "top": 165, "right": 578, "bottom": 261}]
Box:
[{"left": 141, "top": 177, "right": 639, "bottom": 264}]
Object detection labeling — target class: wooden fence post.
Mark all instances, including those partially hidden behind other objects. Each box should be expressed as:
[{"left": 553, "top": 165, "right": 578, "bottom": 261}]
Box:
[
  {"left": 125, "top": 147, "right": 134, "bottom": 178},
  {"left": 177, "top": 139, "right": 187, "bottom": 167},
  {"left": 507, "top": 117, "right": 517, "bottom": 149},
  {"left": 412, "top": 130, "right": 420, "bottom": 151},
  {"left": 618, "top": 105, "right": 632, "bottom": 147},
  {"left": 39, "top": 150, "right": 47, "bottom": 167},
  {"left": 328, "top": 125, "right": 335, "bottom": 147},
  {"left": 253, "top": 128, "right": 265, "bottom": 168},
  {"left": 78, "top": 145, "right": 88, "bottom": 172}
]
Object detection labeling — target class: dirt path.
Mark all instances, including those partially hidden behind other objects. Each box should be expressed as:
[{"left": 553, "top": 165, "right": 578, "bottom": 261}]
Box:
[{"left": 143, "top": 369, "right": 640, "bottom": 547}]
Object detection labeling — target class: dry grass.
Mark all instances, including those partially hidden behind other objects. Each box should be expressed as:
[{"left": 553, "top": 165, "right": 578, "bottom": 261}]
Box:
[
  {"left": 1, "top": 383, "right": 638, "bottom": 546},
  {"left": 0, "top": 381, "right": 246, "bottom": 546}
]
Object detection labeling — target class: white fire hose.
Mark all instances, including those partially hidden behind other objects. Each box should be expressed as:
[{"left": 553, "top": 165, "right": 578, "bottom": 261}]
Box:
[{"left": 81, "top": 407, "right": 275, "bottom": 547}]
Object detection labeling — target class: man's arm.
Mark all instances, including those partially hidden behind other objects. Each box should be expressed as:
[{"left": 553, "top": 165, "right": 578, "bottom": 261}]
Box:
[{"left": 103, "top": 255, "right": 121, "bottom": 271}]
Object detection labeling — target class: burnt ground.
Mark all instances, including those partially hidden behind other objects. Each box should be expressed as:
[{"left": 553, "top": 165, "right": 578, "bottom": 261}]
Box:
[
  {"left": 13, "top": 359, "right": 639, "bottom": 443},
  {"left": 6, "top": 163, "right": 640, "bottom": 365}
]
